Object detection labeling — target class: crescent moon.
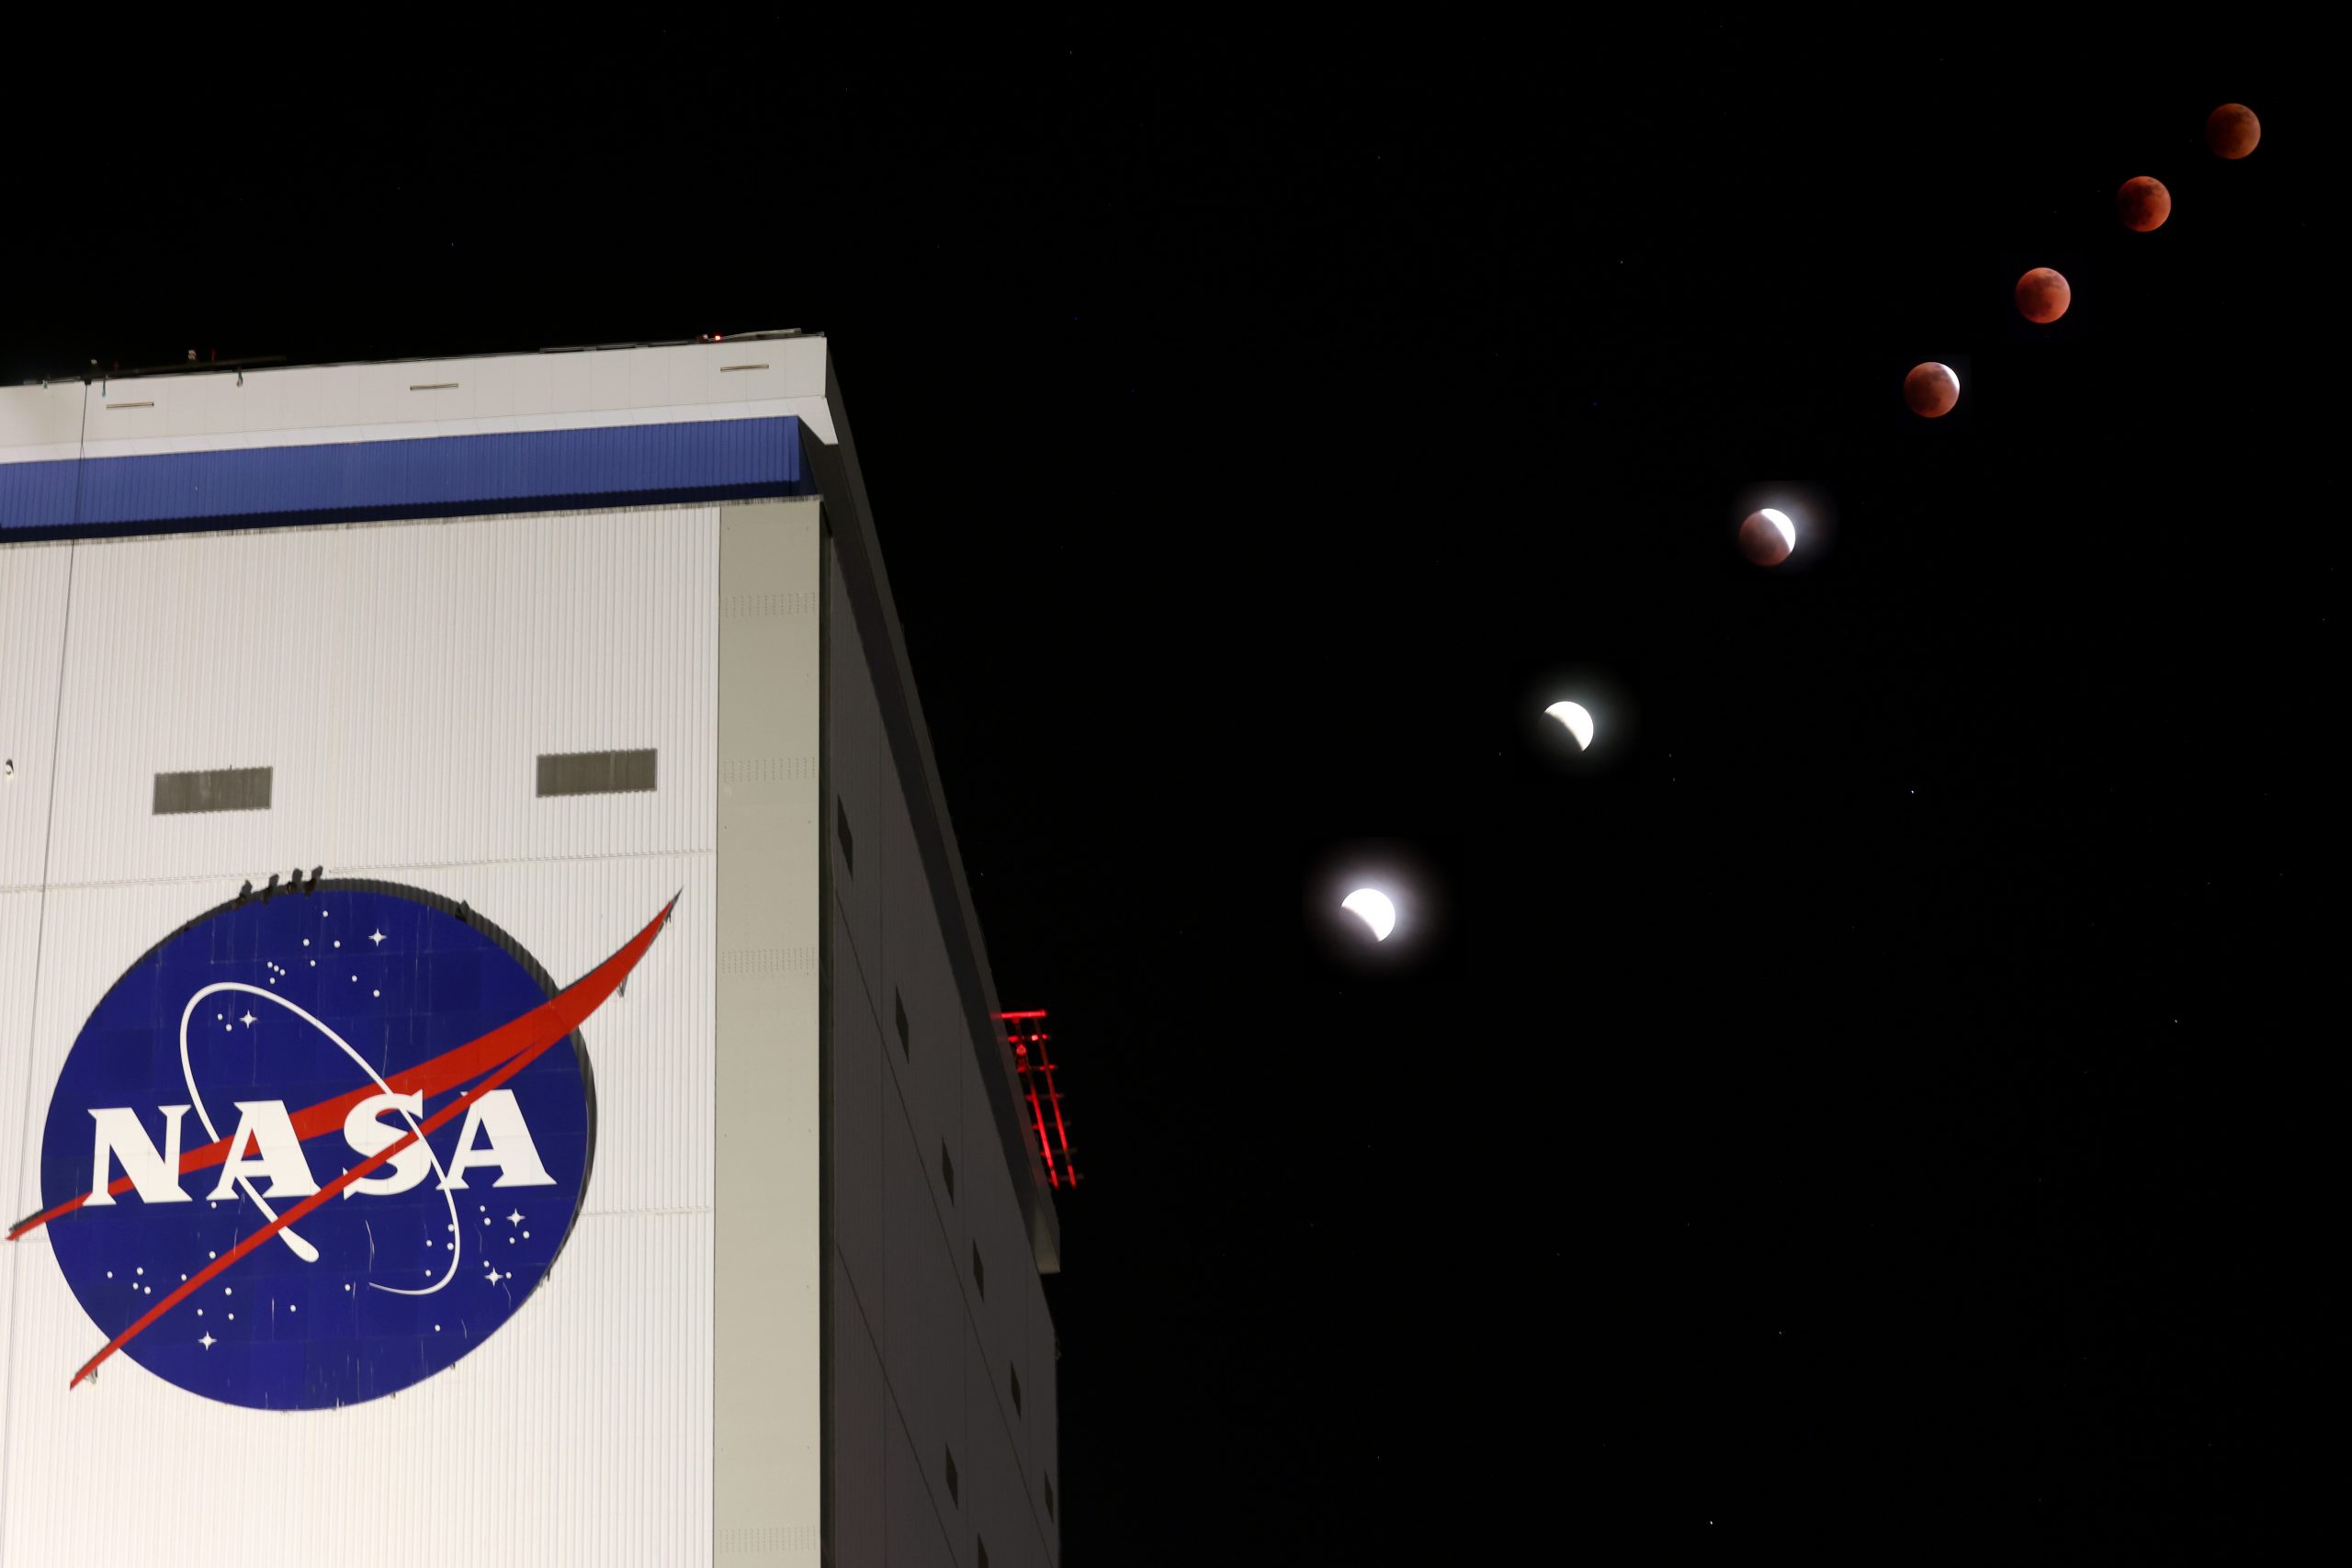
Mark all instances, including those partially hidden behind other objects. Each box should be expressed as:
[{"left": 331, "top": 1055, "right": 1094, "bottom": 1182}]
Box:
[
  {"left": 1341, "top": 888, "right": 1396, "bottom": 942},
  {"left": 1761, "top": 508, "right": 1795, "bottom": 553},
  {"left": 1544, "top": 701, "right": 1594, "bottom": 750}
]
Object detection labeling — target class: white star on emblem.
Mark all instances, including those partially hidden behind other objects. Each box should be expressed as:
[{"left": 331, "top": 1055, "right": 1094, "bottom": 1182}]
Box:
[
  {"left": 506, "top": 1210, "right": 524, "bottom": 1225},
  {"left": 485, "top": 1267, "right": 504, "bottom": 1286},
  {"left": 239, "top": 1011, "right": 256, "bottom": 1029},
  {"left": 370, "top": 930, "right": 387, "bottom": 947},
  {"left": 198, "top": 1332, "right": 216, "bottom": 1349}
]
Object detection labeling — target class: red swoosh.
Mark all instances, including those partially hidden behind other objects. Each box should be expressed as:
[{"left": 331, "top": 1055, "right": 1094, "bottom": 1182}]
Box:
[{"left": 54, "top": 895, "right": 676, "bottom": 1389}]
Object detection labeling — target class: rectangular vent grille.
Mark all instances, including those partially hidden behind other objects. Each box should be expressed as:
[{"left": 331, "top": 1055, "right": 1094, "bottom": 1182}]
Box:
[
  {"left": 721, "top": 591, "right": 820, "bottom": 617},
  {"left": 718, "top": 947, "right": 817, "bottom": 976},
  {"left": 153, "top": 766, "right": 271, "bottom": 815},
  {"left": 718, "top": 756, "right": 817, "bottom": 784},
  {"left": 537, "top": 749, "right": 657, "bottom": 797}
]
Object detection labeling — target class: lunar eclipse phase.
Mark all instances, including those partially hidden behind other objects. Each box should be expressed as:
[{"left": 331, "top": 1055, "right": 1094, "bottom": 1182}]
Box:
[
  {"left": 2015, "top": 267, "right": 2071, "bottom": 324},
  {"left": 1904, "top": 362, "right": 1961, "bottom": 418},
  {"left": 1737, "top": 508, "right": 1795, "bottom": 567},
  {"left": 2206, "top": 102, "right": 2260, "bottom": 159},
  {"left": 2117, "top": 175, "right": 2171, "bottom": 231}
]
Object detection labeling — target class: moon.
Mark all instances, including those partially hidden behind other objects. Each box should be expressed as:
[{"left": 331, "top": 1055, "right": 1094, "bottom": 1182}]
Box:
[
  {"left": 1738, "top": 508, "right": 1794, "bottom": 567},
  {"left": 2015, "top": 267, "right": 2070, "bottom": 324},
  {"left": 2206, "top": 103, "right": 2259, "bottom": 160},
  {"left": 2116, "top": 175, "right": 2170, "bottom": 231},
  {"left": 1340, "top": 888, "right": 1396, "bottom": 942},
  {"left": 1544, "top": 700, "right": 1594, "bottom": 750},
  {"left": 1903, "top": 362, "right": 1960, "bottom": 418}
]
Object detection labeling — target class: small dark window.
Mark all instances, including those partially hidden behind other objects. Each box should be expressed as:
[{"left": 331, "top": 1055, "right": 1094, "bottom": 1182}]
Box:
[
  {"left": 977, "top": 1538, "right": 989, "bottom": 1568},
  {"left": 536, "top": 748, "right": 656, "bottom": 797},
  {"left": 835, "top": 799, "right": 854, "bottom": 872},
  {"left": 153, "top": 766, "right": 271, "bottom": 816},
  {"left": 1010, "top": 1362, "right": 1023, "bottom": 1415},
  {"left": 895, "top": 991, "right": 910, "bottom": 1059},
  {"left": 1044, "top": 1472, "right": 1055, "bottom": 1518},
  {"left": 944, "top": 1445, "right": 959, "bottom": 1505},
  {"left": 971, "top": 1243, "right": 986, "bottom": 1300},
  {"left": 941, "top": 1143, "right": 956, "bottom": 1202}
]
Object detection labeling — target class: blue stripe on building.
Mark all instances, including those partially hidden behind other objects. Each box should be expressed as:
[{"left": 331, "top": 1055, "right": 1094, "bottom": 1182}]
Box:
[{"left": 0, "top": 416, "right": 809, "bottom": 539}]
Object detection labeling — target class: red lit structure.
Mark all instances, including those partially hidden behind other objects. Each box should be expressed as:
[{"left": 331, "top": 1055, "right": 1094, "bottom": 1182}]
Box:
[{"left": 1002, "top": 1011, "right": 1078, "bottom": 1190}]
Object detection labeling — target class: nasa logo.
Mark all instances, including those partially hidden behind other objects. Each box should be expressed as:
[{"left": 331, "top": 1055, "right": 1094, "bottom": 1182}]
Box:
[{"left": 19, "top": 881, "right": 673, "bottom": 1409}]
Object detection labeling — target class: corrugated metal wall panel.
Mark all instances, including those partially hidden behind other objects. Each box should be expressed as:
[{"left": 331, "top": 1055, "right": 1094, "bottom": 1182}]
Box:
[
  {"left": 0, "top": 544, "right": 73, "bottom": 890},
  {"left": 0, "top": 891, "right": 43, "bottom": 1454},
  {"left": 0, "top": 461, "right": 78, "bottom": 530},
  {"left": 3, "top": 1210, "right": 711, "bottom": 1567},
  {"left": 2, "top": 416, "right": 806, "bottom": 536},
  {"left": 42, "top": 506, "right": 718, "bottom": 889}
]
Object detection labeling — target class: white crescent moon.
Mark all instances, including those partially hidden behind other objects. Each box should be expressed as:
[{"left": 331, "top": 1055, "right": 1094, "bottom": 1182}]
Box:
[
  {"left": 1341, "top": 888, "right": 1396, "bottom": 942},
  {"left": 1544, "top": 701, "right": 1594, "bottom": 750},
  {"left": 1761, "top": 508, "right": 1795, "bottom": 553}
]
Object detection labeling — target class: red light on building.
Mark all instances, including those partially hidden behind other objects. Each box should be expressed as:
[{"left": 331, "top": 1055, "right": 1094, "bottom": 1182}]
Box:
[{"left": 1001, "top": 1010, "right": 1078, "bottom": 1190}]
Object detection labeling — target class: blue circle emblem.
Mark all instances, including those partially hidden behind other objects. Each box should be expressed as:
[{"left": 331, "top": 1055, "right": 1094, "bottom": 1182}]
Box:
[{"left": 38, "top": 884, "right": 594, "bottom": 1409}]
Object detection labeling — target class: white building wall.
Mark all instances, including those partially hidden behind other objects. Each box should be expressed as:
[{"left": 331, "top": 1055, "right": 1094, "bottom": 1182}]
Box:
[
  {"left": 0, "top": 509, "right": 722, "bottom": 1566},
  {"left": 0, "top": 543, "right": 72, "bottom": 891}
]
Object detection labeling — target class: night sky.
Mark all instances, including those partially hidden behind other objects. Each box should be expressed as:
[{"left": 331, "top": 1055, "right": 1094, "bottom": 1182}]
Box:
[{"left": 8, "top": 24, "right": 2328, "bottom": 1559}]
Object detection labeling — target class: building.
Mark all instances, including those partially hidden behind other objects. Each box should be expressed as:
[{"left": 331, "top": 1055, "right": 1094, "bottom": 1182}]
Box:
[{"left": 0, "top": 333, "right": 1061, "bottom": 1567}]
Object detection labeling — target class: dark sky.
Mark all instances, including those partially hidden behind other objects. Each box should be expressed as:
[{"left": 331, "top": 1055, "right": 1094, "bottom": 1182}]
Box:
[{"left": 10, "top": 24, "right": 2328, "bottom": 1559}]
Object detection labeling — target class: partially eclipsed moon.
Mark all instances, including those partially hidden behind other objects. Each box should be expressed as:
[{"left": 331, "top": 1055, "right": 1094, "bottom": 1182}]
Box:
[
  {"left": 1738, "top": 509, "right": 1794, "bottom": 567},
  {"left": 1341, "top": 888, "right": 1396, "bottom": 942},
  {"left": 1544, "top": 701, "right": 1595, "bottom": 750},
  {"left": 1904, "top": 362, "right": 1960, "bottom": 418}
]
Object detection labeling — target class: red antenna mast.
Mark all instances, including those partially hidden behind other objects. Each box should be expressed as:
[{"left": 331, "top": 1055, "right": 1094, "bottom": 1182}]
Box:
[{"left": 1002, "top": 1010, "right": 1078, "bottom": 1190}]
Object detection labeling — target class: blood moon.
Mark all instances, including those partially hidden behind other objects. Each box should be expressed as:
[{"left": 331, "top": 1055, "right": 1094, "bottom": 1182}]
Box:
[
  {"left": 2015, "top": 267, "right": 2071, "bottom": 324},
  {"left": 1737, "top": 508, "right": 1796, "bottom": 567},
  {"left": 2116, "top": 176, "right": 2170, "bottom": 232},
  {"left": 2206, "top": 103, "right": 2259, "bottom": 160},
  {"left": 1904, "top": 362, "right": 1961, "bottom": 419}
]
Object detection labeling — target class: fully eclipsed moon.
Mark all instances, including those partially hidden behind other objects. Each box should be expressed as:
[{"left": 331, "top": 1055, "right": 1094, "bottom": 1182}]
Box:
[
  {"left": 1341, "top": 888, "right": 1396, "bottom": 942},
  {"left": 2116, "top": 175, "right": 2170, "bottom": 231},
  {"left": 2016, "top": 267, "right": 2070, "bottom": 324},
  {"left": 2206, "top": 103, "right": 2259, "bottom": 160},
  {"left": 1904, "top": 362, "right": 1960, "bottom": 418},
  {"left": 1544, "top": 701, "right": 1595, "bottom": 750},
  {"left": 1738, "top": 508, "right": 1795, "bottom": 567}
]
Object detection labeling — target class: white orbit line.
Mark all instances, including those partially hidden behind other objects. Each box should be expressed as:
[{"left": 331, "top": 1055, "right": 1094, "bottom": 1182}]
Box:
[{"left": 176, "top": 983, "right": 464, "bottom": 1295}]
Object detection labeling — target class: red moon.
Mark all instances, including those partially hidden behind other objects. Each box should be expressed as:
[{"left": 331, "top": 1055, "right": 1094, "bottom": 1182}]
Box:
[
  {"left": 1904, "top": 362, "right": 1960, "bottom": 418},
  {"left": 2206, "top": 103, "right": 2260, "bottom": 159},
  {"left": 2116, "top": 175, "right": 2170, "bottom": 231},
  {"left": 2016, "top": 267, "right": 2070, "bottom": 324},
  {"left": 1737, "top": 510, "right": 1793, "bottom": 567}
]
